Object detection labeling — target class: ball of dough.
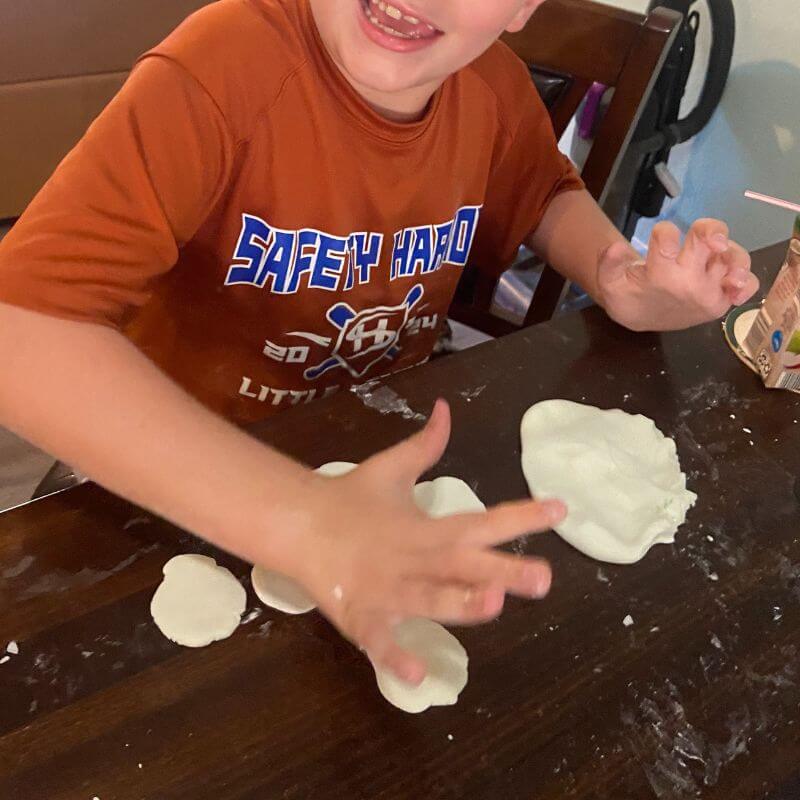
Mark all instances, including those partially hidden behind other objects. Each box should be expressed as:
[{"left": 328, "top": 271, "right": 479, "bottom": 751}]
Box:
[
  {"left": 520, "top": 400, "right": 697, "bottom": 564},
  {"left": 414, "top": 476, "right": 486, "bottom": 518},
  {"left": 150, "top": 554, "right": 246, "bottom": 647},
  {"left": 251, "top": 566, "right": 316, "bottom": 615},
  {"left": 372, "top": 618, "right": 469, "bottom": 714}
]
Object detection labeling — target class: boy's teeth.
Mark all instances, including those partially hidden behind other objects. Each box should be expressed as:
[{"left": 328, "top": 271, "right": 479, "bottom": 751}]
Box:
[
  {"left": 384, "top": 3, "right": 402, "bottom": 20},
  {"left": 369, "top": 0, "right": 434, "bottom": 32}
]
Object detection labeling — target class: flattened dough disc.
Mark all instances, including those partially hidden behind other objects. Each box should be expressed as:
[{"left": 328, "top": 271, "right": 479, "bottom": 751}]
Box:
[
  {"left": 414, "top": 476, "right": 485, "bottom": 518},
  {"left": 251, "top": 566, "right": 316, "bottom": 615},
  {"left": 520, "top": 400, "right": 696, "bottom": 564},
  {"left": 151, "top": 554, "right": 246, "bottom": 647},
  {"left": 373, "top": 618, "right": 468, "bottom": 713}
]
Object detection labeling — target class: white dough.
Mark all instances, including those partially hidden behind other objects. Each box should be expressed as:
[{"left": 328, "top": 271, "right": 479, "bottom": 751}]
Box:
[
  {"left": 413, "top": 476, "right": 486, "bottom": 518},
  {"left": 520, "top": 400, "right": 697, "bottom": 564},
  {"left": 150, "top": 555, "right": 246, "bottom": 647},
  {"left": 315, "top": 461, "right": 357, "bottom": 478},
  {"left": 373, "top": 618, "right": 468, "bottom": 713},
  {"left": 251, "top": 566, "right": 316, "bottom": 615}
]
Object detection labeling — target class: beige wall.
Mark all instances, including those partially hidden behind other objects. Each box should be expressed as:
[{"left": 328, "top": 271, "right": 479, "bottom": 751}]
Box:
[{"left": 0, "top": 0, "right": 214, "bottom": 219}]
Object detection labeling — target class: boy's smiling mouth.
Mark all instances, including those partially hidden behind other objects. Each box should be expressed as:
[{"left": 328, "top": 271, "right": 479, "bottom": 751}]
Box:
[{"left": 358, "top": 0, "right": 444, "bottom": 50}]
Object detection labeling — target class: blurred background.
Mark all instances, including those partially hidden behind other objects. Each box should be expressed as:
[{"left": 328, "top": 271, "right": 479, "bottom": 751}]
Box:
[{"left": 591, "top": 0, "right": 799, "bottom": 253}]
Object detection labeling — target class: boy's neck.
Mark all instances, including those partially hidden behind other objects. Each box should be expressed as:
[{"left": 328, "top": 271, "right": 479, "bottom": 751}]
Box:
[{"left": 344, "top": 73, "right": 440, "bottom": 123}]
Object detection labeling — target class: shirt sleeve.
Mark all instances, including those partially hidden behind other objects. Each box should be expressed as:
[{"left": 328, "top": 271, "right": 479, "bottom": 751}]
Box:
[
  {"left": 0, "top": 54, "right": 233, "bottom": 328},
  {"left": 469, "top": 69, "right": 584, "bottom": 279}
]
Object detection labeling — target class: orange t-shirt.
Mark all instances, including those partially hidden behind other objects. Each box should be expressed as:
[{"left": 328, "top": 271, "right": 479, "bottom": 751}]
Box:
[{"left": 0, "top": 0, "right": 582, "bottom": 424}]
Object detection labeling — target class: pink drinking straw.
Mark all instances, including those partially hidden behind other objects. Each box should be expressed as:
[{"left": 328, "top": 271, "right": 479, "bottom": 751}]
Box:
[{"left": 744, "top": 190, "right": 800, "bottom": 215}]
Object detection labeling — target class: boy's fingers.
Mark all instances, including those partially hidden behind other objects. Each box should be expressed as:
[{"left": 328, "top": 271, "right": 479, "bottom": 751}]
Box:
[
  {"left": 722, "top": 239, "right": 752, "bottom": 271},
  {"left": 729, "top": 272, "right": 760, "bottom": 306},
  {"left": 366, "top": 398, "right": 451, "bottom": 484},
  {"left": 397, "top": 582, "right": 505, "bottom": 625},
  {"left": 442, "top": 551, "right": 553, "bottom": 599},
  {"left": 679, "top": 218, "right": 729, "bottom": 271},
  {"left": 720, "top": 242, "right": 754, "bottom": 290},
  {"left": 363, "top": 621, "right": 427, "bottom": 685},
  {"left": 647, "top": 222, "right": 683, "bottom": 277},
  {"left": 457, "top": 498, "right": 567, "bottom": 546}
]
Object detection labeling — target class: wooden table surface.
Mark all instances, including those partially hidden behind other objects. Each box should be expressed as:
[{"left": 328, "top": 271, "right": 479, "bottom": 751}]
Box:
[{"left": 1, "top": 242, "right": 799, "bottom": 800}]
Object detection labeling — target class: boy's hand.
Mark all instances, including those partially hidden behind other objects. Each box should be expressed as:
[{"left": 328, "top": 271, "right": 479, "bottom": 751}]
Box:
[
  {"left": 278, "top": 400, "right": 565, "bottom": 685},
  {"left": 596, "top": 219, "right": 760, "bottom": 332}
]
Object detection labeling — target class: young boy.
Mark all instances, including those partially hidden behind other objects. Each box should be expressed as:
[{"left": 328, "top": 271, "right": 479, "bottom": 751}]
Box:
[{"left": 0, "top": 0, "right": 757, "bottom": 683}]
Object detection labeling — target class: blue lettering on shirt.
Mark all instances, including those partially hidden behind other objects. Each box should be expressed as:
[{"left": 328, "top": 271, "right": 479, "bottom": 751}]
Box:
[
  {"left": 446, "top": 206, "right": 481, "bottom": 267},
  {"left": 432, "top": 221, "right": 452, "bottom": 272},
  {"left": 348, "top": 232, "right": 383, "bottom": 289},
  {"left": 225, "top": 214, "right": 272, "bottom": 287},
  {"left": 286, "top": 229, "right": 319, "bottom": 294},
  {"left": 310, "top": 234, "right": 349, "bottom": 291},
  {"left": 225, "top": 205, "right": 483, "bottom": 293},
  {"left": 391, "top": 228, "right": 414, "bottom": 280},
  {"left": 262, "top": 228, "right": 296, "bottom": 294},
  {"left": 410, "top": 226, "right": 435, "bottom": 275}
]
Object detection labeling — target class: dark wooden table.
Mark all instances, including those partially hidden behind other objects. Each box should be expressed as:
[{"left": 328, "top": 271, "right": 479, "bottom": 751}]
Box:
[{"left": 1, "top": 242, "right": 799, "bottom": 800}]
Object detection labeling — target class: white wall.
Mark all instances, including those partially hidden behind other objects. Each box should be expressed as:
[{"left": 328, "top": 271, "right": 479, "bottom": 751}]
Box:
[{"left": 578, "top": 0, "right": 800, "bottom": 251}]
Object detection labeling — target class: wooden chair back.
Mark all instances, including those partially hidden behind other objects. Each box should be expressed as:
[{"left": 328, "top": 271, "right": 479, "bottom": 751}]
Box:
[{"left": 450, "top": 0, "right": 682, "bottom": 337}]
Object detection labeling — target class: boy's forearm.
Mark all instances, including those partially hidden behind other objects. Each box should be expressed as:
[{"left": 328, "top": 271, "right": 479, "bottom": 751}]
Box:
[
  {"left": 527, "top": 189, "right": 636, "bottom": 303},
  {"left": 0, "top": 302, "right": 311, "bottom": 570}
]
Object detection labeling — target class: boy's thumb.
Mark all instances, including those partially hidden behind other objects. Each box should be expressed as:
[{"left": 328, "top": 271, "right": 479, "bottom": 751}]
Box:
[
  {"left": 597, "top": 241, "right": 636, "bottom": 286},
  {"left": 597, "top": 242, "right": 647, "bottom": 303},
  {"left": 366, "top": 398, "right": 451, "bottom": 484}
]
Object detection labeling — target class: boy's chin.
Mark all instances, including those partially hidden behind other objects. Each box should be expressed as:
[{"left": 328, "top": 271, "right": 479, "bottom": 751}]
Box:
[{"left": 344, "top": 55, "right": 440, "bottom": 97}]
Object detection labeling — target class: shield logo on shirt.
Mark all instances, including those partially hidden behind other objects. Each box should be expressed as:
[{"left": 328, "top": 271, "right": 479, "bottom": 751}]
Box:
[{"left": 304, "top": 284, "right": 424, "bottom": 380}]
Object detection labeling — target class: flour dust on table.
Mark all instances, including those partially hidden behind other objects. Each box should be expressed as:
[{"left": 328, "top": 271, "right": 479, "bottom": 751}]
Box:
[
  {"left": 150, "top": 555, "right": 246, "bottom": 647},
  {"left": 520, "top": 400, "right": 697, "bottom": 564},
  {"left": 372, "top": 618, "right": 469, "bottom": 713}
]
